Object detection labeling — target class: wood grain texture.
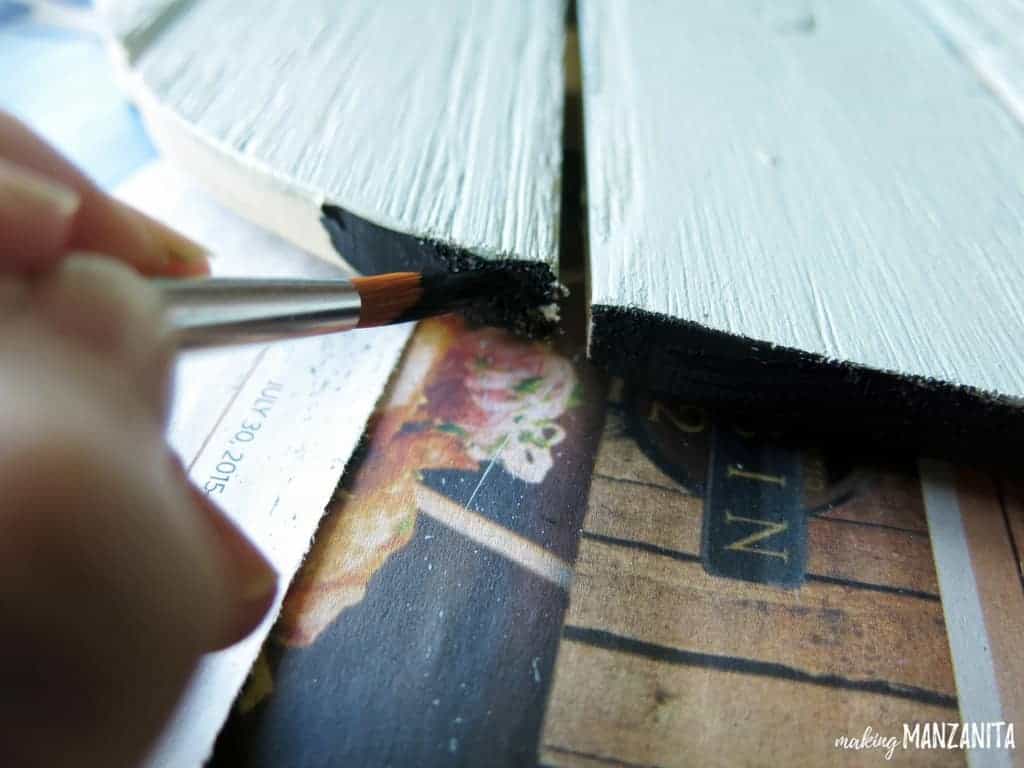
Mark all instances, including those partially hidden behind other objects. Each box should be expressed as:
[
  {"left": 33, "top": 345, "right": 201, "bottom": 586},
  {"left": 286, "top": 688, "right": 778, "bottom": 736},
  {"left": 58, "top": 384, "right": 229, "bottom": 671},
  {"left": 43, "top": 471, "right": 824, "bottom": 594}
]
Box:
[
  {"left": 542, "top": 643, "right": 963, "bottom": 768},
  {"left": 584, "top": 474, "right": 940, "bottom": 597},
  {"left": 569, "top": 538, "right": 952, "bottom": 698},
  {"left": 579, "top": 0, "right": 1024, "bottom": 446},
  {"left": 955, "top": 471, "right": 1024, "bottom": 768},
  {"left": 540, "top": 386, "right": 962, "bottom": 767},
  {"left": 100, "top": 0, "right": 565, "bottom": 278}
]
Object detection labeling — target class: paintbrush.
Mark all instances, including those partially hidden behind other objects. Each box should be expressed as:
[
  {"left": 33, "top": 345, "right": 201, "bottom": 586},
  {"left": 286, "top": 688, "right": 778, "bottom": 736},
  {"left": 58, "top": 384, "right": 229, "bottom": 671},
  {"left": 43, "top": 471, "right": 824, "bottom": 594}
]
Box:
[{"left": 154, "top": 269, "right": 552, "bottom": 349}]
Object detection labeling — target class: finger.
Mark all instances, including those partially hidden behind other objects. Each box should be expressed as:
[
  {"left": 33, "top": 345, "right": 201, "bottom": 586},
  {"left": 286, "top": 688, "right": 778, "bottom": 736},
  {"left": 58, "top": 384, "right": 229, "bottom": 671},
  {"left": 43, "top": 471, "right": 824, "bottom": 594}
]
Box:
[
  {"left": 30, "top": 254, "right": 174, "bottom": 422},
  {"left": 0, "top": 111, "right": 209, "bottom": 277},
  {"left": 0, "top": 158, "right": 80, "bottom": 270},
  {"left": 170, "top": 454, "right": 279, "bottom": 649},
  {"left": 0, "top": 322, "right": 230, "bottom": 768},
  {"left": 26, "top": 260, "right": 278, "bottom": 645}
]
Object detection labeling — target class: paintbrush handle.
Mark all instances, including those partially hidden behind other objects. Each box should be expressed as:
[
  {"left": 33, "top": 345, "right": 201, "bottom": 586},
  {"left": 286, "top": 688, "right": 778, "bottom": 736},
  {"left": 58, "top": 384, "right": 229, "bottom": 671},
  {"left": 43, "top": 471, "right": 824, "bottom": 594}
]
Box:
[{"left": 153, "top": 277, "right": 362, "bottom": 349}]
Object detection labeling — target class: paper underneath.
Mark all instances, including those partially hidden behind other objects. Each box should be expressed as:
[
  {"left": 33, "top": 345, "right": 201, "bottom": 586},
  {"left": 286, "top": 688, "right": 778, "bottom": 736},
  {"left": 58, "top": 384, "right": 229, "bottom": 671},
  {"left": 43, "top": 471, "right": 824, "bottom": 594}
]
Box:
[{"left": 114, "top": 161, "right": 412, "bottom": 767}]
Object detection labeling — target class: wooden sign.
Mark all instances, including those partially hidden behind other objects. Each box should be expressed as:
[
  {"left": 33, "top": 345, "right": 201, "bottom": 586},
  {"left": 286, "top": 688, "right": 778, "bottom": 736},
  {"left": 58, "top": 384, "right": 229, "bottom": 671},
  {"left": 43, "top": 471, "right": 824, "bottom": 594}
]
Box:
[
  {"left": 100, "top": 0, "right": 566, "bottom": 301},
  {"left": 578, "top": 0, "right": 1024, "bottom": 449}
]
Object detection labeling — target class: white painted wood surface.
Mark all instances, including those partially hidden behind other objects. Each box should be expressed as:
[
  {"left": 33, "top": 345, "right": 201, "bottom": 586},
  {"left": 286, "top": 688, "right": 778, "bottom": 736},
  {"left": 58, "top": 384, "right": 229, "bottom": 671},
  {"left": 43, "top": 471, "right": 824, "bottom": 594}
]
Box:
[
  {"left": 579, "top": 0, "right": 1024, "bottom": 402},
  {"left": 910, "top": 0, "right": 1024, "bottom": 127},
  {"left": 100, "top": 0, "right": 565, "bottom": 269}
]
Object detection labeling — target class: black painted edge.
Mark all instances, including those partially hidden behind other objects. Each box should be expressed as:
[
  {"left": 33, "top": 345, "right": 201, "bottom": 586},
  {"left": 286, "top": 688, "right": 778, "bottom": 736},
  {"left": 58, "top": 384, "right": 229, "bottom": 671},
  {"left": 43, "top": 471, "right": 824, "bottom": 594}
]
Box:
[
  {"left": 588, "top": 303, "right": 1024, "bottom": 464},
  {"left": 321, "top": 203, "right": 562, "bottom": 337}
]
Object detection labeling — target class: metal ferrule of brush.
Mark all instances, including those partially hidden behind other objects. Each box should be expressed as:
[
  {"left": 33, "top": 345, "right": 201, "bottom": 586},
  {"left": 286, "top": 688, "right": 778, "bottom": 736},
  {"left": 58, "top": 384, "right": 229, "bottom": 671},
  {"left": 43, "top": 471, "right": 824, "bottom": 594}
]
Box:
[{"left": 154, "top": 278, "right": 362, "bottom": 349}]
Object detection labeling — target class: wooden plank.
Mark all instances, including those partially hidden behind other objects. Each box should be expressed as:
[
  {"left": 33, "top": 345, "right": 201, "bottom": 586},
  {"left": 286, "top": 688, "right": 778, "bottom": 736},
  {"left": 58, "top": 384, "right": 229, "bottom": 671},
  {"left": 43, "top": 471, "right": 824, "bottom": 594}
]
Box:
[
  {"left": 569, "top": 539, "right": 955, "bottom": 698},
  {"left": 591, "top": 408, "right": 690, "bottom": 494},
  {"left": 100, "top": 0, "right": 566, "bottom": 322},
  {"left": 585, "top": 475, "right": 939, "bottom": 596},
  {"left": 584, "top": 474, "right": 702, "bottom": 555},
  {"left": 541, "top": 642, "right": 962, "bottom": 768},
  {"left": 578, "top": 0, "right": 1024, "bottom": 448},
  {"left": 1002, "top": 478, "right": 1024, "bottom": 582},
  {"left": 814, "top": 469, "right": 930, "bottom": 534},
  {"left": 806, "top": 519, "right": 938, "bottom": 597},
  {"left": 540, "top": 380, "right": 962, "bottom": 766},
  {"left": 956, "top": 471, "right": 1024, "bottom": 768}
]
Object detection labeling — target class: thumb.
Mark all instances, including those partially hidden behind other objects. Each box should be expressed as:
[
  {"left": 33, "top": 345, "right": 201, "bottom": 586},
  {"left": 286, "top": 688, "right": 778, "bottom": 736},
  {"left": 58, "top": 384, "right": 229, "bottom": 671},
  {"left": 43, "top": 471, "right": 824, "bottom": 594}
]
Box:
[{"left": 169, "top": 454, "right": 280, "bottom": 650}]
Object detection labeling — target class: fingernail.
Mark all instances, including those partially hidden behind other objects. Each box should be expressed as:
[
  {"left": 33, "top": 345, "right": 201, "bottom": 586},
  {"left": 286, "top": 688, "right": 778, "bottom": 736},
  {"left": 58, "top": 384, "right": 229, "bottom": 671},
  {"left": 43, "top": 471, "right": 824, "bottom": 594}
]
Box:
[
  {"left": 143, "top": 212, "right": 212, "bottom": 276},
  {"left": 114, "top": 201, "right": 211, "bottom": 277},
  {"left": 0, "top": 158, "right": 80, "bottom": 219},
  {"left": 195, "top": 489, "right": 278, "bottom": 646}
]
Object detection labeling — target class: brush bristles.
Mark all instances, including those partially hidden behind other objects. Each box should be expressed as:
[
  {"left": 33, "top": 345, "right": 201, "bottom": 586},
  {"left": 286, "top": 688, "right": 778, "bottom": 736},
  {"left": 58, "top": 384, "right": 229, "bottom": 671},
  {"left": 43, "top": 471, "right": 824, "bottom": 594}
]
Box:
[{"left": 352, "top": 272, "right": 424, "bottom": 327}]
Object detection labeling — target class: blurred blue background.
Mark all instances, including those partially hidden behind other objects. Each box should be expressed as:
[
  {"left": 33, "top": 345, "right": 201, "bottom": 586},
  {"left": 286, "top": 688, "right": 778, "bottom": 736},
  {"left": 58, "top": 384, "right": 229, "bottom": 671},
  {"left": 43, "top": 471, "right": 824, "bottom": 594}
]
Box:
[{"left": 0, "top": 0, "right": 155, "bottom": 187}]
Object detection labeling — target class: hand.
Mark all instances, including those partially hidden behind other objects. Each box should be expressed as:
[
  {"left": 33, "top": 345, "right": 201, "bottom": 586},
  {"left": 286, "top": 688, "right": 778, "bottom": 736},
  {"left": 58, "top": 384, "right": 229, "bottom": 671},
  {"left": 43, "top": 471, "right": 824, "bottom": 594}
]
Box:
[{"left": 0, "top": 112, "right": 278, "bottom": 767}]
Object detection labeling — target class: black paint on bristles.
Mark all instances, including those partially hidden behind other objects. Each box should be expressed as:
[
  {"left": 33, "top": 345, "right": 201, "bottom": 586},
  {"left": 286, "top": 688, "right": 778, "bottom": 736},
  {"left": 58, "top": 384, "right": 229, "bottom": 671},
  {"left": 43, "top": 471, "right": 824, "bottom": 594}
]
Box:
[
  {"left": 412, "top": 262, "right": 560, "bottom": 337},
  {"left": 321, "top": 204, "right": 563, "bottom": 337},
  {"left": 353, "top": 264, "right": 562, "bottom": 336}
]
